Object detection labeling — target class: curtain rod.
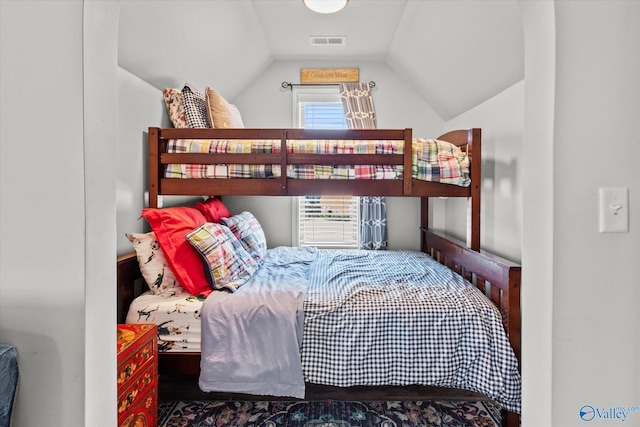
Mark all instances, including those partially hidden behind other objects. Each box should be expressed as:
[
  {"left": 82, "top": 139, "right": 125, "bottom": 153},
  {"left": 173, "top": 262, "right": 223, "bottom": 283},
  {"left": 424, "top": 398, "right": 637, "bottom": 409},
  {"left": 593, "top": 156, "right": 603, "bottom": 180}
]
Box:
[{"left": 281, "top": 81, "right": 376, "bottom": 91}]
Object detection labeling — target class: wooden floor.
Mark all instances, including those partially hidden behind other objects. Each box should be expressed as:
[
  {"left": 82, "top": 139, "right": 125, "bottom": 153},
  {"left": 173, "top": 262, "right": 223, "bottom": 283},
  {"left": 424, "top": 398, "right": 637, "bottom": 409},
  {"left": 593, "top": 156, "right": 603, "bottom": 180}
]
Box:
[{"left": 159, "top": 374, "right": 489, "bottom": 403}]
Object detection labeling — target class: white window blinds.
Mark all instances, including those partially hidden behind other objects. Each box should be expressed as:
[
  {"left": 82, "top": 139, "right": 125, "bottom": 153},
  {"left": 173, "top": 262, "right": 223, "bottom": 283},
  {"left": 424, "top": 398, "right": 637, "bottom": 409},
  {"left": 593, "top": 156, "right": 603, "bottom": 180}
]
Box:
[
  {"left": 298, "top": 195, "right": 359, "bottom": 249},
  {"left": 292, "top": 86, "right": 359, "bottom": 249},
  {"left": 299, "top": 101, "right": 347, "bottom": 129}
]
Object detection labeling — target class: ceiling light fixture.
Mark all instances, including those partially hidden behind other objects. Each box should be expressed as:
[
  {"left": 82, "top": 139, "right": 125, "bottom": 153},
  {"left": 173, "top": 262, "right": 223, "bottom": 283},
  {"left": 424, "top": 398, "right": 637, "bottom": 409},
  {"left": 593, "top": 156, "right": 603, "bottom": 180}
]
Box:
[{"left": 303, "top": 0, "right": 349, "bottom": 14}]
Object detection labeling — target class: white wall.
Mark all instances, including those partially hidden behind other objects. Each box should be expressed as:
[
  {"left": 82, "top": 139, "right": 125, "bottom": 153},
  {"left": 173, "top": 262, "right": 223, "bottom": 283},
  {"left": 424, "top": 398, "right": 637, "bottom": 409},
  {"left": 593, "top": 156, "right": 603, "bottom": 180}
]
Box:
[
  {"left": 83, "top": 2, "right": 120, "bottom": 425},
  {"left": 116, "top": 67, "right": 205, "bottom": 254},
  {"left": 551, "top": 2, "right": 639, "bottom": 426},
  {"left": 519, "top": 1, "right": 556, "bottom": 425},
  {"left": 116, "top": 67, "right": 169, "bottom": 253},
  {"left": 445, "top": 81, "right": 524, "bottom": 262},
  {"left": 226, "top": 59, "right": 445, "bottom": 250},
  {"left": 234, "top": 59, "right": 444, "bottom": 135},
  {"left": 519, "top": 2, "right": 640, "bottom": 426},
  {"left": 0, "top": 2, "right": 88, "bottom": 426}
]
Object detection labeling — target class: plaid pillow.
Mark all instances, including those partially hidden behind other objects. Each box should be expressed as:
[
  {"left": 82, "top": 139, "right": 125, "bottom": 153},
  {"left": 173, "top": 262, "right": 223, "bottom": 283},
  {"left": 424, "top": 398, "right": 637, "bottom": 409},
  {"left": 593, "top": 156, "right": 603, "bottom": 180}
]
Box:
[
  {"left": 181, "top": 83, "right": 211, "bottom": 128},
  {"left": 186, "top": 223, "right": 258, "bottom": 292},
  {"left": 221, "top": 211, "right": 267, "bottom": 262}
]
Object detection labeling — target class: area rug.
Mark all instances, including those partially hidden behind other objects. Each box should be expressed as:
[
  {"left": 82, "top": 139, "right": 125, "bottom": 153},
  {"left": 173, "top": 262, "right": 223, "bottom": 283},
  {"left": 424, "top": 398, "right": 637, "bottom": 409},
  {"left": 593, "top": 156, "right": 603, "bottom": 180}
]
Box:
[{"left": 158, "top": 400, "right": 501, "bottom": 427}]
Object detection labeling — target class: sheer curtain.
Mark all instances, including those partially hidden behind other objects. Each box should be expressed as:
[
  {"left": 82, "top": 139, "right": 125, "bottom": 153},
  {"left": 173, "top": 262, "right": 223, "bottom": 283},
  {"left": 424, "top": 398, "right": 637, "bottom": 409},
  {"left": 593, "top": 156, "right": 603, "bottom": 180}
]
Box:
[{"left": 339, "top": 82, "right": 387, "bottom": 250}]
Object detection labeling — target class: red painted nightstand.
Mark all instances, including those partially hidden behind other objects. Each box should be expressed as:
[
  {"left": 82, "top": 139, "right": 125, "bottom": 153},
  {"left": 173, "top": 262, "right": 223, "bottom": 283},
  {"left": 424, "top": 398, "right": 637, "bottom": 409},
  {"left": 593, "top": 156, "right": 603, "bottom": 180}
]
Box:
[{"left": 117, "top": 324, "right": 158, "bottom": 427}]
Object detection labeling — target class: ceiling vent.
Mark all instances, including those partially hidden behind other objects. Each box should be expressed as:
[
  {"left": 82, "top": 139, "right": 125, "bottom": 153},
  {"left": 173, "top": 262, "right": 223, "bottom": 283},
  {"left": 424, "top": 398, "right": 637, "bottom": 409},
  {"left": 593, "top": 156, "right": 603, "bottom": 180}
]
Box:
[{"left": 310, "top": 36, "right": 346, "bottom": 46}]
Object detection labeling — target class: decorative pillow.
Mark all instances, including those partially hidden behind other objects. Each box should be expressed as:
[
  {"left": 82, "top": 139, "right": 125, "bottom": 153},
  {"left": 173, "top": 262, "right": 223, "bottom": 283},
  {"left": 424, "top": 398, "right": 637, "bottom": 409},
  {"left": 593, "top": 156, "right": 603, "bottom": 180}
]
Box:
[
  {"left": 140, "top": 206, "right": 211, "bottom": 296},
  {"left": 195, "top": 197, "right": 230, "bottom": 223},
  {"left": 162, "top": 88, "right": 188, "bottom": 128},
  {"left": 221, "top": 211, "right": 267, "bottom": 262},
  {"left": 181, "top": 83, "right": 211, "bottom": 128},
  {"left": 186, "top": 223, "right": 258, "bottom": 292},
  {"left": 126, "top": 232, "right": 185, "bottom": 295},
  {"left": 205, "top": 86, "right": 245, "bottom": 128}
]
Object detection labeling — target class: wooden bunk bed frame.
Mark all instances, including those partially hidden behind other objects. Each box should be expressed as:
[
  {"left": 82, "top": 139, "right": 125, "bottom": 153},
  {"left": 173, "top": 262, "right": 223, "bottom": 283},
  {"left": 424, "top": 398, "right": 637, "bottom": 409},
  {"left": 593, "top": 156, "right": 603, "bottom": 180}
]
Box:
[
  {"left": 148, "top": 127, "right": 481, "bottom": 249},
  {"left": 118, "top": 127, "right": 521, "bottom": 426}
]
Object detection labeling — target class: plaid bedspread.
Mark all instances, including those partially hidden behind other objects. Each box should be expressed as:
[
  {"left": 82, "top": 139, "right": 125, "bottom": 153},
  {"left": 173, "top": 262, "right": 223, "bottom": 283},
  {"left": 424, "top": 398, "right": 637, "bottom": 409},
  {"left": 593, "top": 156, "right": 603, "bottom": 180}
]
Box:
[
  {"left": 164, "top": 138, "right": 470, "bottom": 186},
  {"left": 300, "top": 249, "right": 521, "bottom": 413}
]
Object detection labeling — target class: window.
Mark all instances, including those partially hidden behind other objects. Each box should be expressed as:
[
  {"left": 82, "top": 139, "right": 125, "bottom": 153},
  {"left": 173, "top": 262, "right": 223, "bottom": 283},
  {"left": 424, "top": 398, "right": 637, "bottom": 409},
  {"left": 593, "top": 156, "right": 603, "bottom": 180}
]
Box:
[
  {"left": 292, "top": 86, "right": 360, "bottom": 249},
  {"left": 299, "top": 100, "right": 347, "bottom": 129},
  {"left": 292, "top": 86, "right": 347, "bottom": 129},
  {"left": 298, "top": 195, "right": 359, "bottom": 248}
]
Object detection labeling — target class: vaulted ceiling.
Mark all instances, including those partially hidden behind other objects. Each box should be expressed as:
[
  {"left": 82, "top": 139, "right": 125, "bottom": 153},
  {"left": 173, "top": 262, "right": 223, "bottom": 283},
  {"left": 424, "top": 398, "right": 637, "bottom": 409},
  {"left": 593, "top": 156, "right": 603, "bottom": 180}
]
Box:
[{"left": 118, "top": 0, "right": 524, "bottom": 120}]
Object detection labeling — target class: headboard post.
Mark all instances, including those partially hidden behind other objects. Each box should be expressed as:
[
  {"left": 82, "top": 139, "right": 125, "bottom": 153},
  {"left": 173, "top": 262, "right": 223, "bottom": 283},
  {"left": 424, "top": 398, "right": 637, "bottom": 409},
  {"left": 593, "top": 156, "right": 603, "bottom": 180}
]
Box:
[
  {"left": 280, "top": 130, "right": 288, "bottom": 195},
  {"left": 505, "top": 267, "right": 521, "bottom": 363},
  {"left": 468, "top": 128, "right": 481, "bottom": 251},
  {"left": 116, "top": 251, "right": 143, "bottom": 324},
  {"left": 403, "top": 128, "right": 413, "bottom": 195},
  {"left": 148, "top": 127, "right": 160, "bottom": 209},
  {"left": 420, "top": 197, "right": 429, "bottom": 251}
]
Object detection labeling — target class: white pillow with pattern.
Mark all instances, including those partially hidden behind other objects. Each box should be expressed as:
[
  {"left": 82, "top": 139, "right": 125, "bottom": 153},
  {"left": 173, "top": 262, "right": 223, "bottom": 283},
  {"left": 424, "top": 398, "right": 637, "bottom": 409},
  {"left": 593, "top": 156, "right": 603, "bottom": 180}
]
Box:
[
  {"left": 162, "top": 88, "right": 188, "bottom": 128},
  {"left": 126, "top": 232, "right": 185, "bottom": 296}
]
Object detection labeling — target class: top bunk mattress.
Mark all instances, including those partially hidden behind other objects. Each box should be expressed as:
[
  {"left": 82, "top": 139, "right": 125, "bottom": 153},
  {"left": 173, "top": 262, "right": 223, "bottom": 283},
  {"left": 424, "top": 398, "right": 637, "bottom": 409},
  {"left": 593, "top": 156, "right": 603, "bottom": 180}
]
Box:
[{"left": 164, "top": 137, "right": 470, "bottom": 186}]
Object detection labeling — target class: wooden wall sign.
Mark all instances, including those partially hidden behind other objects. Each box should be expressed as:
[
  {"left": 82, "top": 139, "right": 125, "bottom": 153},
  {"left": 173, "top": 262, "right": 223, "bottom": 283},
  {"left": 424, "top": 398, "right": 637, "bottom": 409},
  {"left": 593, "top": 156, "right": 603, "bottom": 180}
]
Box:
[{"left": 300, "top": 68, "right": 359, "bottom": 84}]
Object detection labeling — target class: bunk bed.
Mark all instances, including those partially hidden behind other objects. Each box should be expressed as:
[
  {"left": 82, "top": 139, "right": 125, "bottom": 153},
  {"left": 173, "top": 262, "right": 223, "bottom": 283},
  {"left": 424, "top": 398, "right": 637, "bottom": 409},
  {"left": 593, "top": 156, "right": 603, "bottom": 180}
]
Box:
[
  {"left": 147, "top": 127, "right": 482, "bottom": 249},
  {"left": 117, "top": 126, "right": 521, "bottom": 427}
]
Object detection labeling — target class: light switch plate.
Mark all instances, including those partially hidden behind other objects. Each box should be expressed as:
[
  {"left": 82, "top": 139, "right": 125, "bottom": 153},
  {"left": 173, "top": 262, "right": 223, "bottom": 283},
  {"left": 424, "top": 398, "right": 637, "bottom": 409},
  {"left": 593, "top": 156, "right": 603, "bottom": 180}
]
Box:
[{"left": 599, "top": 187, "right": 629, "bottom": 233}]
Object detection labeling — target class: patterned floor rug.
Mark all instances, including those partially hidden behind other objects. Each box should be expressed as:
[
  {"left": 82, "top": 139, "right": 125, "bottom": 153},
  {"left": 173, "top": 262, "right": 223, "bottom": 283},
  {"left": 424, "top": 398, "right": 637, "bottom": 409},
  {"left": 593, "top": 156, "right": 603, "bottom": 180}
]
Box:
[{"left": 158, "top": 400, "right": 501, "bottom": 427}]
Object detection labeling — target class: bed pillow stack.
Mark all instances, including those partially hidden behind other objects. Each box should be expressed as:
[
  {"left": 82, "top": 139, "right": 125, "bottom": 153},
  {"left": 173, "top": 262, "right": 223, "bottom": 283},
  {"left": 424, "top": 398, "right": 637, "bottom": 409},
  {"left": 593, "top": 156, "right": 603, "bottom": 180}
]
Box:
[
  {"left": 186, "top": 211, "right": 266, "bottom": 292},
  {"left": 185, "top": 222, "right": 259, "bottom": 292},
  {"left": 162, "top": 83, "right": 244, "bottom": 129},
  {"left": 131, "top": 198, "right": 266, "bottom": 295},
  {"left": 140, "top": 205, "right": 213, "bottom": 296}
]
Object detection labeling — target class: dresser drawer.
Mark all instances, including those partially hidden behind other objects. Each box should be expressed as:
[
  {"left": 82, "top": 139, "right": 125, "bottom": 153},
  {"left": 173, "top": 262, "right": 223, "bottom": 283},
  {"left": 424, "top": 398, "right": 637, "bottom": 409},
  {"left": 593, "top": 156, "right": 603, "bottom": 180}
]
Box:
[
  {"left": 117, "top": 333, "right": 156, "bottom": 387},
  {"left": 117, "top": 360, "right": 157, "bottom": 418},
  {"left": 118, "top": 384, "right": 158, "bottom": 427},
  {"left": 117, "top": 324, "right": 157, "bottom": 385},
  {"left": 117, "top": 324, "right": 158, "bottom": 426}
]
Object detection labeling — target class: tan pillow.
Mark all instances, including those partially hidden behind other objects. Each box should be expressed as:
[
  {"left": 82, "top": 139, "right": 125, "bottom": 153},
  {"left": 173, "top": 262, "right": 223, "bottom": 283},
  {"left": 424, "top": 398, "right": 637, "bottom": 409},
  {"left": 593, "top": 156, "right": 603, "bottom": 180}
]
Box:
[{"left": 205, "top": 86, "right": 245, "bottom": 128}]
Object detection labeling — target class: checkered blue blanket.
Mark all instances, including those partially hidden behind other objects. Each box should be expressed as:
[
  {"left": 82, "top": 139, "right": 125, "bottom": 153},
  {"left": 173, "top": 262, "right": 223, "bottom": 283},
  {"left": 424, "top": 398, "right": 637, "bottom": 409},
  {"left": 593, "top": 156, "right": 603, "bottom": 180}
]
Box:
[
  {"left": 198, "top": 247, "right": 520, "bottom": 413},
  {"left": 300, "top": 249, "right": 521, "bottom": 413}
]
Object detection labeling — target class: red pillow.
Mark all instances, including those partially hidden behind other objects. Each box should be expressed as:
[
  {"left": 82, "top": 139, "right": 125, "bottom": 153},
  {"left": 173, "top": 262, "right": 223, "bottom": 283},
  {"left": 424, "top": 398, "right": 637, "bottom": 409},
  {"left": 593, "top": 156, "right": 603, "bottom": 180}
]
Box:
[
  {"left": 141, "top": 206, "right": 211, "bottom": 296},
  {"left": 195, "top": 197, "right": 230, "bottom": 223}
]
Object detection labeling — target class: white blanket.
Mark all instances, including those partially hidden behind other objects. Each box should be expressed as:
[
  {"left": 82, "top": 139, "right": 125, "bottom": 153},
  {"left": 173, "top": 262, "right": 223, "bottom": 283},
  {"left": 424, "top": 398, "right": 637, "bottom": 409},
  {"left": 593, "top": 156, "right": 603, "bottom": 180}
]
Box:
[{"left": 198, "top": 246, "right": 316, "bottom": 398}]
